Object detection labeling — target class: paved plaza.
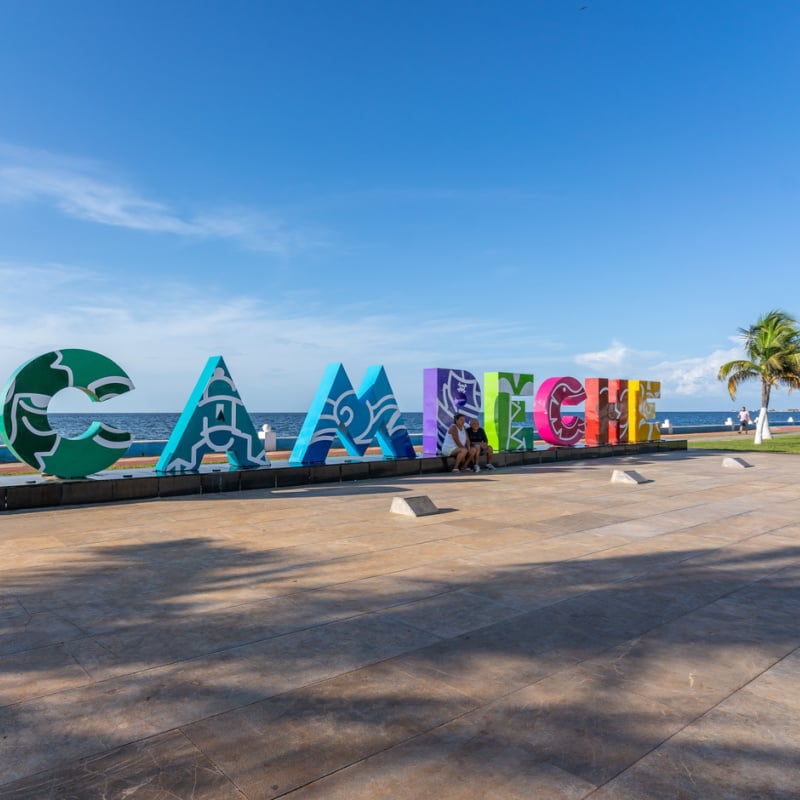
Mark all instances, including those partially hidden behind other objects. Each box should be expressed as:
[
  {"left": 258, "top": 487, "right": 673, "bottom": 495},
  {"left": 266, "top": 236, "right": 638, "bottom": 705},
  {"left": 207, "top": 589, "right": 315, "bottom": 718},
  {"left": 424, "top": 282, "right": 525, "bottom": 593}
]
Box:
[{"left": 1, "top": 449, "right": 799, "bottom": 798}]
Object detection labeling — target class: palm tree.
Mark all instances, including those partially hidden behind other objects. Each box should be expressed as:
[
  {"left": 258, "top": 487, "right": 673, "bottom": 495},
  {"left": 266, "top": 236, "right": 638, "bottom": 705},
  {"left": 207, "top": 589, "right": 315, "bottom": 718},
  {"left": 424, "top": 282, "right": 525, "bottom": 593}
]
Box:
[{"left": 718, "top": 310, "right": 800, "bottom": 444}]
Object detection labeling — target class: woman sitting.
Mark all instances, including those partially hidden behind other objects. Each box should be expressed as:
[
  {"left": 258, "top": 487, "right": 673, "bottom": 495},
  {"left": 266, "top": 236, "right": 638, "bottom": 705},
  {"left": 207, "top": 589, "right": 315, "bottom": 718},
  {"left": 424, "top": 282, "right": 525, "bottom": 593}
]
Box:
[{"left": 441, "top": 413, "right": 475, "bottom": 472}]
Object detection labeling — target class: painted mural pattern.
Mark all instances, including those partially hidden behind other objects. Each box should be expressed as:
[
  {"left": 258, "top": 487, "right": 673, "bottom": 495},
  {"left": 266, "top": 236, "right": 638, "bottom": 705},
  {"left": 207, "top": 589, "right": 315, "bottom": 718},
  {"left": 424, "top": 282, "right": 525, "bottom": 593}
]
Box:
[
  {"left": 156, "top": 356, "right": 269, "bottom": 473},
  {"left": 484, "top": 372, "right": 534, "bottom": 451},
  {"left": 422, "top": 368, "right": 483, "bottom": 453},
  {"left": 0, "top": 349, "right": 134, "bottom": 478},
  {"left": 608, "top": 379, "right": 629, "bottom": 444},
  {"left": 629, "top": 380, "right": 661, "bottom": 442},
  {"left": 534, "top": 375, "right": 587, "bottom": 446},
  {"left": 584, "top": 377, "right": 609, "bottom": 446},
  {"left": 291, "top": 363, "right": 416, "bottom": 464}
]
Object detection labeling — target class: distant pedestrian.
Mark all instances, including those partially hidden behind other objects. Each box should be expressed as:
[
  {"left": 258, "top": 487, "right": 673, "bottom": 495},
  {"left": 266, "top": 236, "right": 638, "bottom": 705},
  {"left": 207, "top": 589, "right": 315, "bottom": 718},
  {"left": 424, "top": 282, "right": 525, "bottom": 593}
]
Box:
[{"left": 738, "top": 406, "right": 751, "bottom": 434}]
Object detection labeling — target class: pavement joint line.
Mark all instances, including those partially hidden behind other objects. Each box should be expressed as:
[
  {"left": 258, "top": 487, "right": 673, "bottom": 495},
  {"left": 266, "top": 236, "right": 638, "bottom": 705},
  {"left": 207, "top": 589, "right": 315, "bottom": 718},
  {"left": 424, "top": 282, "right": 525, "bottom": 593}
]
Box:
[{"left": 582, "top": 642, "right": 800, "bottom": 797}]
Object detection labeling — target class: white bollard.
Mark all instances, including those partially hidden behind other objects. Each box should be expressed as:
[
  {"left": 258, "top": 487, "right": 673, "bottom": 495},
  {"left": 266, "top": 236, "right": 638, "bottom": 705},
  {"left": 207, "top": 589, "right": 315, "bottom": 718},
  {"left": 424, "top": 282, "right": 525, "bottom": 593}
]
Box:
[{"left": 258, "top": 423, "right": 277, "bottom": 451}]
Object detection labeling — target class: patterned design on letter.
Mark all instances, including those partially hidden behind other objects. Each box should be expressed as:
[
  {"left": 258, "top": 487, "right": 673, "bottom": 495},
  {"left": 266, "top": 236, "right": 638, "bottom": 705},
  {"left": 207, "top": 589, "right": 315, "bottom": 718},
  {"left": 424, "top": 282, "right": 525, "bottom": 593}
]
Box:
[
  {"left": 0, "top": 349, "right": 134, "bottom": 478},
  {"left": 608, "top": 379, "right": 629, "bottom": 444},
  {"left": 584, "top": 378, "right": 609, "bottom": 446},
  {"left": 291, "top": 363, "right": 416, "bottom": 464},
  {"left": 534, "top": 376, "right": 586, "bottom": 446},
  {"left": 628, "top": 380, "right": 661, "bottom": 442},
  {"left": 423, "top": 368, "right": 482, "bottom": 454},
  {"left": 484, "top": 372, "right": 534, "bottom": 451},
  {"left": 156, "top": 356, "right": 268, "bottom": 473}
]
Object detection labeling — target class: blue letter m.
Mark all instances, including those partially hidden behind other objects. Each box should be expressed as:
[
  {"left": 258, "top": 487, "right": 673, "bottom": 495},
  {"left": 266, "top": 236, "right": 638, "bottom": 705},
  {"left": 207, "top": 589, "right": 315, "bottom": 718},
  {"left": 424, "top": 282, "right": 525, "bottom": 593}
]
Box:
[{"left": 290, "top": 363, "right": 416, "bottom": 464}]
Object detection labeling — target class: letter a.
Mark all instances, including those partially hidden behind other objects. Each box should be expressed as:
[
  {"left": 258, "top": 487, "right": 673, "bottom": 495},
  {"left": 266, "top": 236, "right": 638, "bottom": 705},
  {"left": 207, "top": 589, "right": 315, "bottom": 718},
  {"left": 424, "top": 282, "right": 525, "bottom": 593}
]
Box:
[{"left": 156, "top": 356, "right": 268, "bottom": 473}]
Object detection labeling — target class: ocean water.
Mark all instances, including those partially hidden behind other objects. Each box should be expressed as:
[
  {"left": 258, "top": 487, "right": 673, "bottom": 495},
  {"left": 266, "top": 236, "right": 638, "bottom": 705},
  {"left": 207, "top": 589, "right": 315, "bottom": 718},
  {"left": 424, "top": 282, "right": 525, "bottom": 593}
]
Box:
[{"left": 44, "top": 409, "right": 800, "bottom": 440}]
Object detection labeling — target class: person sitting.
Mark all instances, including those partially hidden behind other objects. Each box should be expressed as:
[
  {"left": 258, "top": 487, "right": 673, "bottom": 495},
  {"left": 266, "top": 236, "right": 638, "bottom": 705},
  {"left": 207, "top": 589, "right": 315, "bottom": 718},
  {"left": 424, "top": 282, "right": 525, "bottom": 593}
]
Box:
[
  {"left": 467, "top": 418, "right": 496, "bottom": 471},
  {"left": 442, "top": 413, "right": 474, "bottom": 472}
]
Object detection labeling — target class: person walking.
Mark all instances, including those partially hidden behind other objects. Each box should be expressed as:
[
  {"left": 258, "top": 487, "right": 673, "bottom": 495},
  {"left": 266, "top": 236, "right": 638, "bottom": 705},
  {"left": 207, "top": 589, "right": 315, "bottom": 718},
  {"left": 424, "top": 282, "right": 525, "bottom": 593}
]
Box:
[{"left": 738, "top": 406, "right": 751, "bottom": 434}]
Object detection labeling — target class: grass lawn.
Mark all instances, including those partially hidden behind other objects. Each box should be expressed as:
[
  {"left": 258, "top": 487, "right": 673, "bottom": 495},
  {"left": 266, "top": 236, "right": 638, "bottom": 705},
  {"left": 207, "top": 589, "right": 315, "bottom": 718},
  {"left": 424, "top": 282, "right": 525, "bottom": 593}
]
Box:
[{"left": 688, "top": 434, "right": 800, "bottom": 454}]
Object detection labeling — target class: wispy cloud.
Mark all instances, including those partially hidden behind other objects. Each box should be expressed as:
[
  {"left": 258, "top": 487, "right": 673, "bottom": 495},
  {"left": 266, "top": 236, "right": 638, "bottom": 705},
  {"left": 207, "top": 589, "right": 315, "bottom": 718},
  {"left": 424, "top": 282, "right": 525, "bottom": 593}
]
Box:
[
  {"left": 573, "top": 340, "right": 660, "bottom": 371},
  {"left": 0, "top": 262, "right": 532, "bottom": 411},
  {"left": 0, "top": 261, "right": 565, "bottom": 411},
  {"left": 2, "top": 260, "right": 749, "bottom": 412},
  {"left": 650, "top": 347, "right": 742, "bottom": 397},
  {"left": 0, "top": 143, "right": 318, "bottom": 254}
]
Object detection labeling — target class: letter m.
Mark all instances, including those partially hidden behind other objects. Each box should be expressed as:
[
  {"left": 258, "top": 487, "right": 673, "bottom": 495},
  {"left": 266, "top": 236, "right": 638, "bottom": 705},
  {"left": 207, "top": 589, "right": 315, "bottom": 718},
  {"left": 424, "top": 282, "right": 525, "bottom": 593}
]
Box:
[{"left": 290, "top": 363, "right": 416, "bottom": 464}]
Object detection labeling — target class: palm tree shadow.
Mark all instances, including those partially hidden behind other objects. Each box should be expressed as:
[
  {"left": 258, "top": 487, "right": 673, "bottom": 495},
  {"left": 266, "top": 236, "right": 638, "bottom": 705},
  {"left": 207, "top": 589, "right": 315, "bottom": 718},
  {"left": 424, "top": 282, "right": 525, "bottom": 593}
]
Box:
[{"left": 1, "top": 519, "right": 799, "bottom": 796}]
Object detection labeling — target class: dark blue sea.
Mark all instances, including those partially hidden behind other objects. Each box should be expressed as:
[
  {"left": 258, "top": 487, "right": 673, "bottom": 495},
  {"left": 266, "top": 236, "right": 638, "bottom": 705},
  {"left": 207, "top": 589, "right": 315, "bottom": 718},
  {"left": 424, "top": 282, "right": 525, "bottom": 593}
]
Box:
[{"left": 45, "top": 410, "right": 800, "bottom": 440}]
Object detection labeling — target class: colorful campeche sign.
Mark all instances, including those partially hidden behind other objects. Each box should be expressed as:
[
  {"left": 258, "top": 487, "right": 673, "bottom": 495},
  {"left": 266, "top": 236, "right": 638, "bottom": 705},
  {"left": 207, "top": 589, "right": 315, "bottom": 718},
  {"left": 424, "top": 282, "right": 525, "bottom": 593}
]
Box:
[{"left": 0, "top": 349, "right": 661, "bottom": 478}]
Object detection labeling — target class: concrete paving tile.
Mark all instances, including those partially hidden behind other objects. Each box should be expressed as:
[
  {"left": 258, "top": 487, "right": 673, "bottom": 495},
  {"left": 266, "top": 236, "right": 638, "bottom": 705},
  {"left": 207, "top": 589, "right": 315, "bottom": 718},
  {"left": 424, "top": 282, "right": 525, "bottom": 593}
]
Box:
[
  {"left": 548, "top": 591, "right": 679, "bottom": 642},
  {"left": 389, "top": 557, "right": 497, "bottom": 588},
  {"left": 443, "top": 525, "right": 560, "bottom": 550},
  {"left": 62, "top": 636, "right": 135, "bottom": 682},
  {"left": 2, "top": 646, "right": 287, "bottom": 781},
  {"left": 380, "top": 589, "right": 522, "bottom": 638},
  {"left": 443, "top": 667, "right": 689, "bottom": 789},
  {"left": 0, "top": 644, "right": 92, "bottom": 706},
  {"left": 278, "top": 722, "right": 596, "bottom": 800},
  {"left": 62, "top": 594, "right": 323, "bottom": 679},
  {"left": 396, "top": 607, "right": 604, "bottom": 702},
  {"left": 461, "top": 535, "right": 621, "bottom": 570},
  {"left": 0, "top": 611, "right": 86, "bottom": 657},
  {"left": 182, "top": 660, "right": 477, "bottom": 800},
  {"left": 343, "top": 525, "right": 456, "bottom": 550},
  {"left": 0, "top": 731, "right": 245, "bottom": 799},
  {"left": 743, "top": 647, "right": 800, "bottom": 712},
  {"left": 591, "top": 512, "right": 694, "bottom": 539},
  {"left": 606, "top": 564, "right": 753, "bottom": 615},
  {"left": 522, "top": 510, "right": 632, "bottom": 535},
  {"left": 0, "top": 535, "right": 64, "bottom": 556},
  {"left": 718, "top": 578, "right": 800, "bottom": 621},
  {"left": 0, "top": 596, "right": 26, "bottom": 621},
  {"left": 0, "top": 548, "right": 96, "bottom": 572},
  {"left": 460, "top": 502, "right": 593, "bottom": 527},
  {"left": 686, "top": 511, "right": 793, "bottom": 542},
  {"left": 773, "top": 523, "right": 800, "bottom": 539},
  {"left": 644, "top": 503, "right": 740, "bottom": 527},
  {"left": 242, "top": 611, "right": 444, "bottom": 675},
  {"left": 464, "top": 563, "right": 597, "bottom": 610},
  {"left": 578, "top": 627, "right": 792, "bottom": 717},
  {"left": 0, "top": 689, "right": 119, "bottom": 784},
  {"left": 644, "top": 530, "right": 726, "bottom": 554},
  {"left": 590, "top": 691, "right": 800, "bottom": 800},
  {"left": 291, "top": 573, "right": 455, "bottom": 618},
  {"left": 565, "top": 549, "right": 680, "bottom": 583},
  {"left": 652, "top": 602, "right": 800, "bottom": 660},
  {"left": 688, "top": 538, "right": 800, "bottom": 579}
]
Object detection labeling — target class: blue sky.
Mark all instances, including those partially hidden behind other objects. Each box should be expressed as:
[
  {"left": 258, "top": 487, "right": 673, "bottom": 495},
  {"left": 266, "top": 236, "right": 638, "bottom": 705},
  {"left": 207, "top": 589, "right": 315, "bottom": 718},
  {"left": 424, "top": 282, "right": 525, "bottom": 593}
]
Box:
[{"left": 1, "top": 1, "right": 798, "bottom": 413}]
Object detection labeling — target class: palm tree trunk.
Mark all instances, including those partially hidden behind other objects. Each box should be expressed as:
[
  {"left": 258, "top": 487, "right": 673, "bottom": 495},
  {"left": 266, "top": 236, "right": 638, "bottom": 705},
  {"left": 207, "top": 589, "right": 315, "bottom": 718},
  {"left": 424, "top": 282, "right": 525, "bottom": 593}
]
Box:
[{"left": 755, "top": 382, "right": 772, "bottom": 444}]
